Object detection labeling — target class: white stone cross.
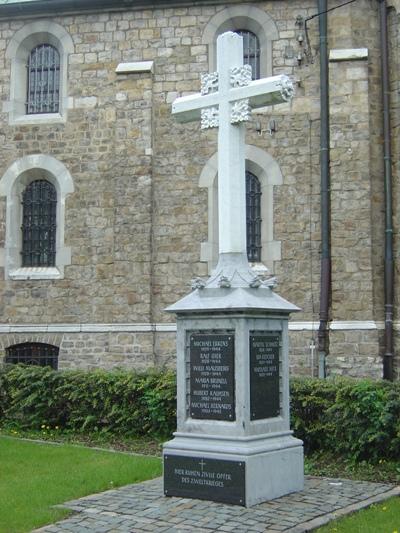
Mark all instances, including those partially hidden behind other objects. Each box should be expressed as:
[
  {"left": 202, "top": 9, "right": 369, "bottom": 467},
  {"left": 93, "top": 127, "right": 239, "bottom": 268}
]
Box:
[{"left": 172, "top": 31, "right": 294, "bottom": 257}]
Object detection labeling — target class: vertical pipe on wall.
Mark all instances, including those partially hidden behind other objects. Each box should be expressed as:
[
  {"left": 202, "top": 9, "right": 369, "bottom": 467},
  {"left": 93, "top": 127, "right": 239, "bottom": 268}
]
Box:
[
  {"left": 318, "top": 0, "right": 331, "bottom": 378},
  {"left": 379, "top": 0, "right": 394, "bottom": 381}
]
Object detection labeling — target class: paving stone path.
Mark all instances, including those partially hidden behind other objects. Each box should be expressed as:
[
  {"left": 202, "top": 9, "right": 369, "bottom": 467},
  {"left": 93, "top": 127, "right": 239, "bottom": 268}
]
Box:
[{"left": 37, "top": 476, "right": 400, "bottom": 533}]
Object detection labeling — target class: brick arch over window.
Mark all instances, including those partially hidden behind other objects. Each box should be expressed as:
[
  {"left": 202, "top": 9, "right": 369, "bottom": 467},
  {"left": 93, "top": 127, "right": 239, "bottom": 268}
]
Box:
[
  {"left": 199, "top": 145, "right": 282, "bottom": 273},
  {"left": 0, "top": 155, "right": 74, "bottom": 280},
  {"left": 5, "top": 20, "right": 73, "bottom": 124},
  {"left": 202, "top": 5, "right": 279, "bottom": 78}
]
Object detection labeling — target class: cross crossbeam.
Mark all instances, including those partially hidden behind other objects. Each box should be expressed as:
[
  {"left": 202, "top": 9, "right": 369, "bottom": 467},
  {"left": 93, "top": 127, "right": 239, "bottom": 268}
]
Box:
[{"left": 172, "top": 76, "right": 293, "bottom": 124}]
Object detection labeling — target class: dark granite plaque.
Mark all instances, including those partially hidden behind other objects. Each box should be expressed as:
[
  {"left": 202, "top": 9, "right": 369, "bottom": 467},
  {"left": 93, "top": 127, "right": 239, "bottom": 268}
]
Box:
[
  {"left": 164, "top": 454, "right": 245, "bottom": 505},
  {"left": 250, "top": 333, "right": 281, "bottom": 420},
  {"left": 189, "top": 333, "right": 235, "bottom": 421}
]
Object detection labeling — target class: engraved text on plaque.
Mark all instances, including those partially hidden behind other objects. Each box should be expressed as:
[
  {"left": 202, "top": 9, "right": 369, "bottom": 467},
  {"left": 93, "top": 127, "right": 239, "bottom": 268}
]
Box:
[
  {"left": 189, "top": 333, "right": 235, "bottom": 421},
  {"left": 250, "top": 332, "right": 280, "bottom": 420}
]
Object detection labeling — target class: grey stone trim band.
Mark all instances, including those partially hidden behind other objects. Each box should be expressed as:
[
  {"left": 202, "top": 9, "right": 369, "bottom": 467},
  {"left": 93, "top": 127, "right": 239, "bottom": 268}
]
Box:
[{"left": 0, "top": 321, "right": 384, "bottom": 334}]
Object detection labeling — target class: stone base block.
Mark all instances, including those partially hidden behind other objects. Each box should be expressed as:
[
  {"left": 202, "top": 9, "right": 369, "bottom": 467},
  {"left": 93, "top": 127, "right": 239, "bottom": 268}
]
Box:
[{"left": 163, "top": 432, "right": 304, "bottom": 507}]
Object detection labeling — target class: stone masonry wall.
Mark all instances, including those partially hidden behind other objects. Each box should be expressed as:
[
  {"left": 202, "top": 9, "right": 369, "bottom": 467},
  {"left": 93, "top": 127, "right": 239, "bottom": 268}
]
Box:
[
  {"left": 0, "top": 331, "right": 154, "bottom": 370},
  {"left": 325, "top": 0, "right": 385, "bottom": 377},
  {"left": 329, "top": 57, "right": 375, "bottom": 320},
  {"left": 327, "top": 329, "right": 383, "bottom": 378}
]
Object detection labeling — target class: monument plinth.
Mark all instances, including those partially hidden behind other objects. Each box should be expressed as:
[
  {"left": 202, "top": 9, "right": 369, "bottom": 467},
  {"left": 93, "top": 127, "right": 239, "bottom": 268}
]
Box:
[{"left": 163, "top": 32, "right": 304, "bottom": 507}]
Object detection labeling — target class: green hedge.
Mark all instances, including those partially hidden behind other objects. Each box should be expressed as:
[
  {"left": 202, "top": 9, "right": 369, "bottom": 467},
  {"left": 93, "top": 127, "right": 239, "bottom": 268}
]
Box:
[
  {"left": 290, "top": 377, "right": 400, "bottom": 462},
  {"left": 0, "top": 365, "right": 176, "bottom": 439},
  {"left": 1, "top": 365, "right": 400, "bottom": 462}
]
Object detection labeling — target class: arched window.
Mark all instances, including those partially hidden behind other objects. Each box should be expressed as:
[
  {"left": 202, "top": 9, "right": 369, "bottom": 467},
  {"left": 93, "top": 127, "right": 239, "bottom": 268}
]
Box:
[
  {"left": 246, "top": 171, "right": 262, "bottom": 262},
  {"left": 202, "top": 6, "right": 278, "bottom": 80},
  {"left": 22, "top": 180, "right": 57, "bottom": 267},
  {"left": 0, "top": 155, "right": 74, "bottom": 280},
  {"left": 199, "top": 146, "right": 283, "bottom": 273},
  {"left": 5, "top": 343, "right": 59, "bottom": 370},
  {"left": 236, "top": 30, "right": 260, "bottom": 80},
  {"left": 5, "top": 21, "right": 74, "bottom": 124},
  {"left": 27, "top": 44, "right": 60, "bottom": 114}
]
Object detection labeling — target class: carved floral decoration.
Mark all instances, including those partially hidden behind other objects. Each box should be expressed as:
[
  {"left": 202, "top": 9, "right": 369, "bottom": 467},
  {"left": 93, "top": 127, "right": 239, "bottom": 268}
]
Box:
[
  {"left": 201, "top": 107, "right": 219, "bottom": 129},
  {"left": 230, "top": 65, "right": 252, "bottom": 87},
  {"left": 277, "top": 75, "right": 295, "bottom": 101},
  {"left": 201, "top": 72, "right": 219, "bottom": 95},
  {"left": 231, "top": 99, "right": 251, "bottom": 124}
]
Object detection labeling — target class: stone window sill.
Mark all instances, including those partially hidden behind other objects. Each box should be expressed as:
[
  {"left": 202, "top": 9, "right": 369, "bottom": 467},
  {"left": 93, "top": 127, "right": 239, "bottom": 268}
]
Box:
[
  {"left": 9, "top": 267, "right": 62, "bottom": 280},
  {"left": 11, "top": 113, "right": 65, "bottom": 126}
]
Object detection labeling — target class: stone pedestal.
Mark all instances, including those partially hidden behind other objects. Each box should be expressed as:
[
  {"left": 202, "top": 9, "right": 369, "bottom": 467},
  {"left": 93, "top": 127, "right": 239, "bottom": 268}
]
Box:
[{"left": 163, "top": 256, "right": 304, "bottom": 507}]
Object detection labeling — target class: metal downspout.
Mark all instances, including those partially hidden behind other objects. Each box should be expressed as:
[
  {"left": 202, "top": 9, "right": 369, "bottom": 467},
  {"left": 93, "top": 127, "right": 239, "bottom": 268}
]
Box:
[
  {"left": 379, "top": 0, "right": 394, "bottom": 380},
  {"left": 318, "top": 0, "right": 331, "bottom": 378}
]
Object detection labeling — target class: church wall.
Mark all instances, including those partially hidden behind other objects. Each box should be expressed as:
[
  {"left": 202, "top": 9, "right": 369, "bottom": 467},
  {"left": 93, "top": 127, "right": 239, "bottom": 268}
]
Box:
[
  {"left": 59, "top": 331, "right": 155, "bottom": 370},
  {"left": 0, "top": 10, "right": 156, "bottom": 326},
  {"left": 0, "top": 1, "right": 394, "bottom": 377},
  {"left": 328, "top": 54, "right": 378, "bottom": 350},
  {"left": 325, "top": 0, "right": 388, "bottom": 377},
  {"left": 0, "top": 330, "right": 155, "bottom": 370},
  {"left": 326, "top": 329, "right": 383, "bottom": 378}
]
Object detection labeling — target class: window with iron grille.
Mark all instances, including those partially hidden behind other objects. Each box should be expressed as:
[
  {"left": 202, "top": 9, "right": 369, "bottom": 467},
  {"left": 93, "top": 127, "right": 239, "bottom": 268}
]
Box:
[
  {"left": 27, "top": 44, "right": 60, "bottom": 114},
  {"left": 22, "top": 180, "right": 57, "bottom": 267},
  {"left": 5, "top": 343, "right": 59, "bottom": 370},
  {"left": 236, "top": 30, "right": 260, "bottom": 80},
  {"left": 246, "top": 171, "right": 262, "bottom": 262}
]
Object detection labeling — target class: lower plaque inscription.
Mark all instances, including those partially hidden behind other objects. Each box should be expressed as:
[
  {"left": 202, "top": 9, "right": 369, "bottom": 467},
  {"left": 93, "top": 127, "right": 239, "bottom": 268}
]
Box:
[{"left": 164, "top": 454, "right": 245, "bottom": 505}]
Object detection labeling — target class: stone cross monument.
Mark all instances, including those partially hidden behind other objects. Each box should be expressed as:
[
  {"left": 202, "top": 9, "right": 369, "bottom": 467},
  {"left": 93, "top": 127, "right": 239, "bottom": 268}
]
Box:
[{"left": 163, "top": 32, "right": 303, "bottom": 507}]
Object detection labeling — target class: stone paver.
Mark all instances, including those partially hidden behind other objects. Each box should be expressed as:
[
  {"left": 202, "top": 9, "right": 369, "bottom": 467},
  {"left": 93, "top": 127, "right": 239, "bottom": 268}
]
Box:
[{"left": 35, "top": 476, "right": 400, "bottom": 533}]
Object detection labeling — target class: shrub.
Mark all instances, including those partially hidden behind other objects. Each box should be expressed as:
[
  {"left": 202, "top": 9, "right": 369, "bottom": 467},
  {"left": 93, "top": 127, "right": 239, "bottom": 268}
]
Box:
[
  {"left": 328, "top": 379, "right": 400, "bottom": 461},
  {"left": 0, "top": 365, "right": 176, "bottom": 439},
  {"left": 1, "top": 365, "right": 400, "bottom": 462},
  {"left": 0, "top": 366, "right": 7, "bottom": 420},
  {"left": 290, "top": 377, "right": 400, "bottom": 462},
  {"left": 290, "top": 377, "right": 337, "bottom": 454}
]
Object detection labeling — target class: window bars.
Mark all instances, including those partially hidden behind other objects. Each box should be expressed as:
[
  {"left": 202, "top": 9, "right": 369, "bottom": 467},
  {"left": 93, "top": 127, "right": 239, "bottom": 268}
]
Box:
[
  {"left": 21, "top": 180, "right": 57, "bottom": 267},
  {"left": 26, "top": 43, "right": 60, "bottom": 114},
  {"left": 246, "top": 171, "right": 262, "bottom": 262},
  {"left": 236, "top": 30, "right": 261, "bottom": 80},
  {"left": 5, "top": 343, "right": 59, "bottom": 370}
]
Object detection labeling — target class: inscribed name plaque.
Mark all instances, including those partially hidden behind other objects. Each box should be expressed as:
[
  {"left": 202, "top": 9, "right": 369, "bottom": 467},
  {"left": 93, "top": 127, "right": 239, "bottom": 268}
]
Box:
[
  {"left": 164, "top": 454, "right": 245, "bottom": 505},
  {"left": 250, "top": 333, "right": 281, "bottom": 420},
  {"left": 189, "top": 333, "right": 235, "bottom": 421}
]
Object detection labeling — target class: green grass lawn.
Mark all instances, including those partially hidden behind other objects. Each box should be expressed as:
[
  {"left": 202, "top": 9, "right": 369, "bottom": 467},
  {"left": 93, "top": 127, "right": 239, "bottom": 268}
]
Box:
[
  {"left": 0, "top": 436, "right": 162, "bottom": 533},
  {"left": 315, "top": 497, "right": 400, "bottom": 532}
]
